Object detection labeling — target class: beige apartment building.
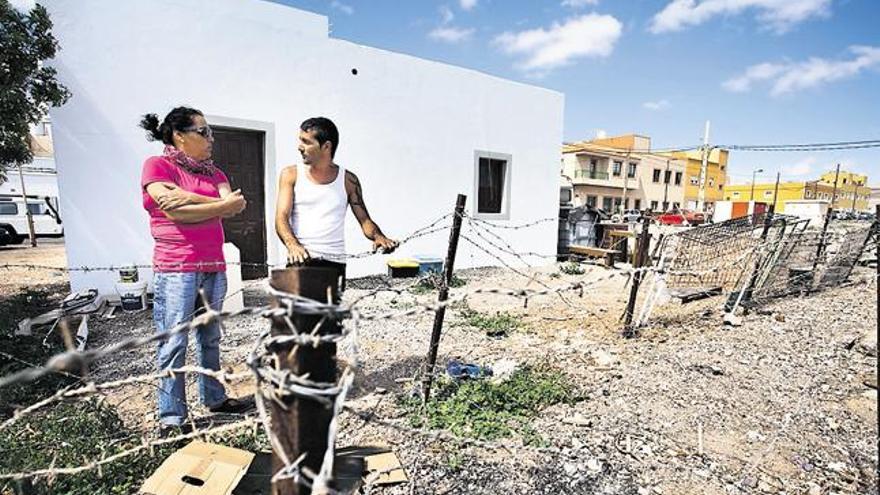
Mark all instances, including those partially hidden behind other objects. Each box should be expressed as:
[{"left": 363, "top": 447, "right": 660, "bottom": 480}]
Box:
[{"left": 562, "top": 134, "right": 686, "bottom": 213}]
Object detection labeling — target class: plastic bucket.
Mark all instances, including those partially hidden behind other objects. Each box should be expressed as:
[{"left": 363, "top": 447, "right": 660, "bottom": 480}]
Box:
[
  {"left": 414, "top": 255, "right": 444, "bottom": 275},
  {"left": 116, "top": 281, "right": 147, "bottom": 311}
]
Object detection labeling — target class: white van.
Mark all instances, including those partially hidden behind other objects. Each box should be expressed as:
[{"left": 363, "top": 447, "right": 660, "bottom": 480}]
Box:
[{"left": 0, "top": 195, "right": 63, "bottom": 244}]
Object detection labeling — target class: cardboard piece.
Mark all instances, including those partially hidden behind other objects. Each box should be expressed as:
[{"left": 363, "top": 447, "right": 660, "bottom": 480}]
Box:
[
  {"left": 141, "top": 441, "right": 255, "bottom": 495},
  {"left": 363, "top": 451, "right": 408, "bottom": 485}
]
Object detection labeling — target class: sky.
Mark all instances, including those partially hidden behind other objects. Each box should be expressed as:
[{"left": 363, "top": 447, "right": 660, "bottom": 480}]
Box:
[{"left": 270, "top": 0, "right": 880, "bottom": 186}]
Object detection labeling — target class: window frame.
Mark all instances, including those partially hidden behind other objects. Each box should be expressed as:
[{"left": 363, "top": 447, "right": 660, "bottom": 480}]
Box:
[{"left": 473, "top": 150, "right": 512, "bottom": 220}]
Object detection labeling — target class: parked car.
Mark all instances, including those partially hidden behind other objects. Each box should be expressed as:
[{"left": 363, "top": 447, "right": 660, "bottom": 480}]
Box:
[
  {"left": 0, "top": 196, "right": 63, "bottom": 243},
  {"left": 656, "top": 208, "right": 706, "bottom": 226},
  {"left": 611, "top": 209, "right": 643, "bottom": 223}
]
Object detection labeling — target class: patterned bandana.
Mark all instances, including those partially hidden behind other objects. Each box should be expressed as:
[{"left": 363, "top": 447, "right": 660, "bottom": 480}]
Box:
[{"left": 163, "top": 145, "right": 219, "bottom": 177}]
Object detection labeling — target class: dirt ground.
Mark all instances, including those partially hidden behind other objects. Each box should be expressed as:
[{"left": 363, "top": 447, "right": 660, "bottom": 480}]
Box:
[
  {"left": 0, "top": 239, "right": 69, "bottom": 296},
  {"left": 1, "top": 240, "right": 877, "bottom": 494}
]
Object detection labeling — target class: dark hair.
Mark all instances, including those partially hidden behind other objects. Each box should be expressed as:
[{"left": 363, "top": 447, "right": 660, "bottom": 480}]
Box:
[
  {"left": 300, "top": 117, "right": 339, "bottom": 158},
  {"left": 139, "top": 106, "right": 203, "bottom": 145}
]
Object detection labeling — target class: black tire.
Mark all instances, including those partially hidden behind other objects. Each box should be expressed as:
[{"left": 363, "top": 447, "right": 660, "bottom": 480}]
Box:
[{"left": 11, "top": 235, "right": 25, "bottom": 245}]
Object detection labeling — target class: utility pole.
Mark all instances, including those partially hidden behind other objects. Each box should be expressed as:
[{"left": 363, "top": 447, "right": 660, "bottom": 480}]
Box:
[
  {"left": 750, "top": 168, "right": 764, "bottom": 203},
  {"left": 697, "top": 120, "right": 711, "bottom": 212},
  {"left": 16, "top": 164, "right": 37, "bottom": 247},
  {"left": 813, "top": 164, "right": 841, "bottom": 274},
  {"left": 662, "top": 159, "right": 670, "bottom": 209},
  {"left": 620, "top": 148, "right": 633, "bottom": 215}
]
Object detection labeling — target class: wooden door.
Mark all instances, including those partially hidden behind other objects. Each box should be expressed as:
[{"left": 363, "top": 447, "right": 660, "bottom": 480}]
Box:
[{"left": 212, "top": 127, "right": 267, "bottom": 280}]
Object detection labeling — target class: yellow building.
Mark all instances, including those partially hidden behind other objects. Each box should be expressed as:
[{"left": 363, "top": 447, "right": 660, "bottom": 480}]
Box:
[
  {"left": 656, "top": 148, "right": 730, "bottom": 211},
  {"left": 722, "top": 170, "right": 872, "bottom": 212}
]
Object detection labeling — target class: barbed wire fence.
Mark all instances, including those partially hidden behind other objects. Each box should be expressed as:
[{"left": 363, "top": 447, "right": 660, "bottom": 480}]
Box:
[{"left": 0, "top": 204, "right": 877, "bottom": 493}]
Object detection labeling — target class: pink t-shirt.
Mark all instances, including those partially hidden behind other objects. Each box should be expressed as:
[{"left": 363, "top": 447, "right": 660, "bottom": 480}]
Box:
[{"left": 141, "top": 156, "right": 228, "bottom": 272}]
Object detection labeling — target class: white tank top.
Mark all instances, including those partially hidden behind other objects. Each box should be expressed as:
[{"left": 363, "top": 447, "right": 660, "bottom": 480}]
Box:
[{"left": 289, "top": 164, "right": 348, "bottom": 261}]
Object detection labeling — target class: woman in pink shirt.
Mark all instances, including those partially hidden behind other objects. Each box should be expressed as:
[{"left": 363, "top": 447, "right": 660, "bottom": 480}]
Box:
[{"left": 139, "top": 106, "right": 253, "bottom": 434}]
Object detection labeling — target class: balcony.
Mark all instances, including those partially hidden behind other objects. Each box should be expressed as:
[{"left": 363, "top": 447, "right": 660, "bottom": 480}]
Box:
[
  {"left": 574, "top": 169, "right": 609, "bottom": 180},
  {"left": 571, "top": 168, "right": 627, "bottom": 188}
]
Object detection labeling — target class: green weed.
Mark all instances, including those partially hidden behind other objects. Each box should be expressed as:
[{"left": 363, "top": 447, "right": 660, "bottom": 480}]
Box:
[
  {"left": 401, "top": 368, "right": 580, "bottom": 443},
  {"left": 559, "top": 262, "right": 585, "bottom": 275}
]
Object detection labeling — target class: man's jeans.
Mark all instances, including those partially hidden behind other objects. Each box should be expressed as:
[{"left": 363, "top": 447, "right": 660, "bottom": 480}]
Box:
[{"left": 153, "top": 271, "right": 228, "bottom": 426}]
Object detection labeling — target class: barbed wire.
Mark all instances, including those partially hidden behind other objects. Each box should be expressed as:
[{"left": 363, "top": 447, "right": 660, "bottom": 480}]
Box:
[
  {"left": 0, "top": 212, "right": 455, "bottom": 273},
  {"left": 0, "top": 213, "right": 875, "bottom": 489}
]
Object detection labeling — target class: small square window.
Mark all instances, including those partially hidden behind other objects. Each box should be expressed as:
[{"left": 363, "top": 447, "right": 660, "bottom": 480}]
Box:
[
  {"left": 474, "top": 151, "right": 511, "bottom": 218},
  {"left": 627, "top": 162, "right": 637, "bottom": 178},
  {"left": 612, "top": 161, "right": 622, "bottom": 177}
]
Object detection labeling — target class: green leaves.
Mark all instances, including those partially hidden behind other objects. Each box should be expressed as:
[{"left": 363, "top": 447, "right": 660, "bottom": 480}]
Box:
[
  {"left": 403, "top": 368, "right": 580, "bottom": 445},
  {"left": 0, "top": 2, "right": 70, "bottom": 173}
]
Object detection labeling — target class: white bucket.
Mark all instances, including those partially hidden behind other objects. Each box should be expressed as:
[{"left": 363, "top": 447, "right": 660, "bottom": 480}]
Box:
[{"left": 116, "top": 281, "right": 147, "bottom": 311}]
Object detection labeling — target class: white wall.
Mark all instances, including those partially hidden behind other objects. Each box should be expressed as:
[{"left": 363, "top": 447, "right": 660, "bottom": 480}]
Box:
[
  {"left": 784, "top": 200, "right": 829, "bottom": 227},
  {"left": 44, "top": 0, "right": 564, "bottom": 294}
]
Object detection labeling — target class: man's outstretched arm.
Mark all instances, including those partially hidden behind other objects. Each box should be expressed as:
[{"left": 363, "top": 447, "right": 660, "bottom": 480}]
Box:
[
  {"left": 345, "top": 170, "right": 398, "bottom": 253},
  {"left": 274, "top": 166, "right": 311, "bottom": 264}
]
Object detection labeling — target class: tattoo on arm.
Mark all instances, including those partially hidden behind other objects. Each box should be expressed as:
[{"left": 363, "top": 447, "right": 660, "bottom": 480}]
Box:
[{"left": 346, "top": 173, "right": 365, "bottom": 207}]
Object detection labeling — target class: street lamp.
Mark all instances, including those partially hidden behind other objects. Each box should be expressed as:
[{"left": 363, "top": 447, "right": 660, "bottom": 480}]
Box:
[{"left": 750, "top": 168, "right": 764, "bottom": 201}]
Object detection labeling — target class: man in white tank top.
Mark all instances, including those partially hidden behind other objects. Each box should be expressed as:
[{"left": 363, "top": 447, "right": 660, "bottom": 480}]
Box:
[{"left": 274, "top": 117, "right": 397, "bottom": 291}]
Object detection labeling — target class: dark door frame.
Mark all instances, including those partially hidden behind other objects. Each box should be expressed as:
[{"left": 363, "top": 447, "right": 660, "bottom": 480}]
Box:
[{"left": 205, "top": 115, "right": 277, "bottom": 277}]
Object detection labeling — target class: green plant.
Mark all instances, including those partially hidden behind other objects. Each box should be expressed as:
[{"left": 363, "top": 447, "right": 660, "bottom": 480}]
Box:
[
  {"left": 401, "top": 368, "right": 580, "bottom": 443},
  {"left": 0, "top": 399, "right": 267, "bottom": 494},
  {"left": 1, "top": 2, "right": 71, "bottom": 177},
  {"left": 559, "top": 262, "right": 585, "bottom": 275},
  {"left": 409, "top": 273, "right": 466, "bottom": 295},
  {"left": 458, "top": 306, "right": 523, "bottom": 337}
]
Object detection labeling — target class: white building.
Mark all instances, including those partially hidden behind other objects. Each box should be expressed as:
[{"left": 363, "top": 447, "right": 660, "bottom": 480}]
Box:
[
  {"left": 42, "top": 0, "right": 564, "bottom": 295},
  {"left": 0, "top": 121, "right": 59, "bottom": 199}
]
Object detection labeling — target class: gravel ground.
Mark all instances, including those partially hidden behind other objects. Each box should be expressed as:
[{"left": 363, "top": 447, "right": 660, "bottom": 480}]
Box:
[{"left": 72, "top": 262, "right": 878, "bottom": 495}]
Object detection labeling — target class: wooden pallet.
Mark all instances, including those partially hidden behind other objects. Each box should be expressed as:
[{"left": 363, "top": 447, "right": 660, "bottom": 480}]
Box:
[{"left": 569, "top": 245, "right": 621, "bottom": 267}]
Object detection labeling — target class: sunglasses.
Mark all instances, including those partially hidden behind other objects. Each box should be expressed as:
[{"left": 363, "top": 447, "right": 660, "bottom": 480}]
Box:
[{"left": 182, "top": 125, "right": 213, "bottom": 139}]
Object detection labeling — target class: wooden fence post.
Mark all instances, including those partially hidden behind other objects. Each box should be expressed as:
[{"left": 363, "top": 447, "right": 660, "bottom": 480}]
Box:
[
  {"left": 422, "top": 194, "right": 467, "bottom": 401},
  {"left": 623, "top": 216, "right": 651, "bottom": 338},
  {"left": 268, "top": 267, "right": 340, "bottom": 495}
]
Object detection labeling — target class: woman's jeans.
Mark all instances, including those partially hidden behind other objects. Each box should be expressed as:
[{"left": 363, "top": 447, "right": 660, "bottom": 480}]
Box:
[{"left": 153, "top": 271, "right": 228, "bottom": 426}]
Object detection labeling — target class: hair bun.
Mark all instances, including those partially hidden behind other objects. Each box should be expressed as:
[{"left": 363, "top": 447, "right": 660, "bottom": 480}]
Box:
[{"left": 139, "top": 113, "right": 162, "bottom": 141}]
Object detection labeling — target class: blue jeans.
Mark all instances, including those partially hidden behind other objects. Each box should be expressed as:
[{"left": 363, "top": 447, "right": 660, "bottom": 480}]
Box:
[{"left": 153, "top": 271, "right": 228, "bottom": 425}]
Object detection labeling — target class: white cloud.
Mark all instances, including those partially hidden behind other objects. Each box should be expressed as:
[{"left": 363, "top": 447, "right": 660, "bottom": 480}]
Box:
[
  {"left": 493, "top": 14, "right": 623, "bottom": 72},
  {"left": 460, "top": 0, "right": 478, "bottom": 11},
  {"left": 440, "top": 5, "right": 455, "bottom": 24},
  {"left": 649, "top": 0, "right": 832, "bottom": 34},
  {"left": 643, "top": 99, "right": 671, "bottom": 111},
  {"left": 784, "top": 156, "right": 816, "bottom": 176},
  {"left": 429, "top": 26, "right": 476, "bottom": 43},
  {"left": 330, "top": 0, "right": 354, "bottom": 15},
  {"left": 562, "top": 0, "right": 600, "bottom": 7},
  {"left": 723, "top": 45, "right": 880, "bottom": 96}
]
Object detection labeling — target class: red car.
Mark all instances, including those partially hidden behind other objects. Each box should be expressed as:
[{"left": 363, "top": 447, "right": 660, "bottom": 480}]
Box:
[{"left": 656, "top": 209, "right": 706, "bottom": 225}]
